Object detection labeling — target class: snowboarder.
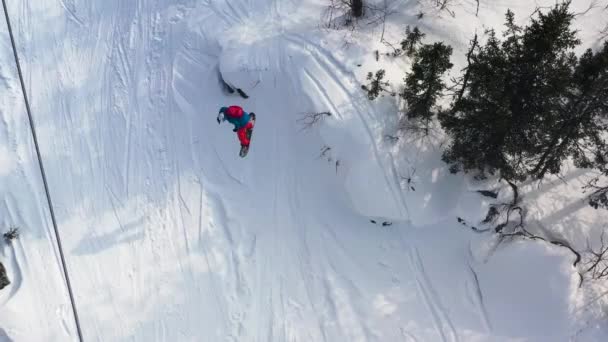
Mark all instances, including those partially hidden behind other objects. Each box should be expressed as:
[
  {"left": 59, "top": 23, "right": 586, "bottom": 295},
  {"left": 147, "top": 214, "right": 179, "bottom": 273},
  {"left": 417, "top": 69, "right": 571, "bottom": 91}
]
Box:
[{"left": 217, "top": 105, "right": 256, "bottom": 157}]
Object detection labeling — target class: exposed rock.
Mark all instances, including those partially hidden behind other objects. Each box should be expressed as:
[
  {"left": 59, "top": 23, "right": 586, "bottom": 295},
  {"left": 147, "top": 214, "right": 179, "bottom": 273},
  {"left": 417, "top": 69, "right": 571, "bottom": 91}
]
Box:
[{"left": 0, "top": 261, "right": 10, "bottom": 290}]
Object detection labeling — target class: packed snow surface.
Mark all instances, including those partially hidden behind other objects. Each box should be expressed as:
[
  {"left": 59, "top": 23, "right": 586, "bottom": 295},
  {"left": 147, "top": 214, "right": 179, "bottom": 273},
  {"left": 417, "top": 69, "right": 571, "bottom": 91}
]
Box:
[{"left": 1, "top": 0, "right": 608, "bottom": 341}]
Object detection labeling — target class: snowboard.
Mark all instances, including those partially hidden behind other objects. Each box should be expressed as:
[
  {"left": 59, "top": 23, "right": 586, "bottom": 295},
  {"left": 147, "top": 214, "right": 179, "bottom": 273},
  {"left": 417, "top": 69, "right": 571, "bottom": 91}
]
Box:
[
  {"left": 217, "top": 69, "right": 248, "bottom": 98},
  {"left": 239, "top": 116, "right": 255, "bottom": 158},
  {"left": 224, "top": 83, "right": 249, "bottom": 99},
  {"left": 236, "top": 88, "right": 249, "bottom": 99},
  {"left": 239, "top": 145, "right": 249, "bottom": 157}
]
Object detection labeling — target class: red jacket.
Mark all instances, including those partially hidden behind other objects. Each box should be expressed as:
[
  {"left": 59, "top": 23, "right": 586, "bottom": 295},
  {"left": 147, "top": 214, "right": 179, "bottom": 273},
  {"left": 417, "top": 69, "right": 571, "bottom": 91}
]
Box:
[{"left": 237, "top": 121, "right": 254, "bottom": 146}]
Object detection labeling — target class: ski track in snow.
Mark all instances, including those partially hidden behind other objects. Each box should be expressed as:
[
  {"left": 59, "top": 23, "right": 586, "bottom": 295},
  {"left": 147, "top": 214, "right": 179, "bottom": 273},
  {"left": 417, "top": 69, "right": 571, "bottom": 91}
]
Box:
[
  {"left": 465, "top": 263, "right": 492, "bottom": 333},
  {"left": 58, "top": 0, "right": 85, "bottom": 27},
  {"left": 409, "top": 247, "right": 459, "bottom": 342},
  {"left": 282, "top": 32, "right": 409, "bottom": 218},
  {"left": 3, "top": 0, "right": 470, "bottom": 338}
]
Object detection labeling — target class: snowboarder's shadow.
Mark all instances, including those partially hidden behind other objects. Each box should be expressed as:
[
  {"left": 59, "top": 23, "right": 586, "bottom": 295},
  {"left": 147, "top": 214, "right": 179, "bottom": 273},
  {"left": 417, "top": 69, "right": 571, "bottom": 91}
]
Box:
[{"left": 217, "top": 68, "right": 249, "bottom": 99}]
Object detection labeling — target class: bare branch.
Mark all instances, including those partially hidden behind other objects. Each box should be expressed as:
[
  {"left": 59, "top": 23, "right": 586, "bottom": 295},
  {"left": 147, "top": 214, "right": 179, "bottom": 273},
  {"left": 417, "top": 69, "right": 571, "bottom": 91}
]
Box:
[
  {"left": 297, "top": 111, "right": 332, "bottom": 131},
  {"left": 433, "top": 0, "right": 456, "bottom": 17},
  {"left": 3, "top": 227, "right": 19, "bottom": 244},
  {"left": 317, "top": 145, "right": 332, "bottom": 160},
  {"left": 582, "top": 229, "right": 608, "bottom": 281},
  {"left": 600, "top": 22, "right": 608, "bottom": 40},
  {"left": 400, "top": 167, "right": 417, "bottom": 191},
  {"left": 585, "top": 174, "right": 608, "bottom": 210},
  {"left": 573, "top": 0, "right": 601, "bottom": 17}
]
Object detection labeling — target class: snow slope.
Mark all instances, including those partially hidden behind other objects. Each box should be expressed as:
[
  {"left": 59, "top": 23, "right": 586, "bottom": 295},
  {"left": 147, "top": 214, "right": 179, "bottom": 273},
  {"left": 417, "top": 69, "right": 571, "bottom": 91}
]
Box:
[
  {"left": 0, "top": 9, "right": 77, "bottom": 340},
  {"left": 1, "top": 0, "right": 608, "bottom": 341}
]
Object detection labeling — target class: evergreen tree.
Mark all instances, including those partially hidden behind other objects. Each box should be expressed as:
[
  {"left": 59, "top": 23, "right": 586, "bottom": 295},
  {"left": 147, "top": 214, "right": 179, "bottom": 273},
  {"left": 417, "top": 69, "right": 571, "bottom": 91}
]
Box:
[
  {"left": 440, "top": 28, "right": 513, "bottom": 177},
  {"left": 439, "top": 2, "right": 596, "bottom": 180},
  {"left": 352, "top": 0, "right": 363, "bottom": 17},
  {"left": 532, "top": 42, "right": 608, "bottom": 179},
  {"left": 362, "top": 69, "right": 392, "bottom": 100},
  {"left": 581, "top": 43, "right": 608, "bottom": 209},
  {"left": 400, "top": 26, "right": 425, "bottom": 57},
  {"left": 588, "top": 170, "right": 608, "bottom": 210},
  {"left": 452, "top": 33, "right": 479, "bottom": 104},
  {"left": 400, "top": 42, "right": 453, "bottom": 134}
]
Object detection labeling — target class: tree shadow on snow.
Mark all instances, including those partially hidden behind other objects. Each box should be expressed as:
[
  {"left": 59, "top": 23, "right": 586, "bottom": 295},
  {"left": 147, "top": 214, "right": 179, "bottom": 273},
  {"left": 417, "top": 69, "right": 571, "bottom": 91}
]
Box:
[{"left": 71, "top": 217, "right": 145, "bottom": 256}]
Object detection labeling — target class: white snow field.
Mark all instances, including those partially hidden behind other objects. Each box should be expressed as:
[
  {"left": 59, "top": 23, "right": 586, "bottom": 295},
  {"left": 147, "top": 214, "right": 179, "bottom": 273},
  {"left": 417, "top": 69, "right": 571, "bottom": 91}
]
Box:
[{"left": 1, "top": 0, "right": 608, "bottom": 341}]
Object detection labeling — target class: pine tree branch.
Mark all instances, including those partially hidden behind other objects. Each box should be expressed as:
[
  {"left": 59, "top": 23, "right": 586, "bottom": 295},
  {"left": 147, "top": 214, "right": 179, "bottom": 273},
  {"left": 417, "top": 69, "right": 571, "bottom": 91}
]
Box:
[{"left": 452, "top": 33, "right": 478, "bottom": 105}]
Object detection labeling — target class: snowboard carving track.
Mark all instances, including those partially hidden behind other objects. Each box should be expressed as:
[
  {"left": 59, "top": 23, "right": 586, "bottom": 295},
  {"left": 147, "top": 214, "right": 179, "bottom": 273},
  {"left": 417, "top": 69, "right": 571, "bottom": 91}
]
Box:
[
  {"left": 409, "top": 247, "right": 459, "bottom": 342},
  {"left": 466, "top": 263, "right": 492, "bottom": 333},
  {"left": 283, "top": 33, "right": 409, "bottom": 218}
]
